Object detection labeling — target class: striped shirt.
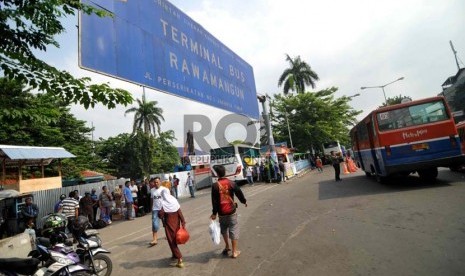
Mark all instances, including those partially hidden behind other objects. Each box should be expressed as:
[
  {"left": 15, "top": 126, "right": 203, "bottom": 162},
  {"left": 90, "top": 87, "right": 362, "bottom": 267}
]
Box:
[{"left": 61, "top": 197, "right": 79, "bottom": 218}]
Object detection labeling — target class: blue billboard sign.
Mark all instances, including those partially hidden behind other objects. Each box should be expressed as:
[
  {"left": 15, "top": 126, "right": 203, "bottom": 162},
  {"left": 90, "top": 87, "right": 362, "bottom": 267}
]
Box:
[{"left": 79, "top": 0, "right": 259, "bottom": 118}]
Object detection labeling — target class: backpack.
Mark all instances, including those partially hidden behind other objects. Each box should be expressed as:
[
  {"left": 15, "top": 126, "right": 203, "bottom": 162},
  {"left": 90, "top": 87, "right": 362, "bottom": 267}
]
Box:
[
  {"left": 93, "top": 219, "right": 107, "bottom": 229},
  {"left": 218, "top": 179, "right": 236, "bottom": 215}
]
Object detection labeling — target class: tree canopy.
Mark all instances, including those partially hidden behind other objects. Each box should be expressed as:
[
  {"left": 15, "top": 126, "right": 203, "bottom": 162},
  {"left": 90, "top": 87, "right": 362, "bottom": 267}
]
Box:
[
  {"left": 0, "top": 77, "right": 102, "bottom": 178},
  {"left": 381, "top": 95, "right": 413, "bottom": 107},
  {"left": 270, "top": 87, "right": 362, "bottom": 152},
  {"left": 278, "top": 54, "right": 319, "bottom": 95},
  {"left": 0, "top": 0, "right": 133, "bottom": 109},
  {"left": 125, "top": 93, "right": 165, "bottom": 136},
  {"left": 0, "top": 77, "right": 179, "bottom": 180}
]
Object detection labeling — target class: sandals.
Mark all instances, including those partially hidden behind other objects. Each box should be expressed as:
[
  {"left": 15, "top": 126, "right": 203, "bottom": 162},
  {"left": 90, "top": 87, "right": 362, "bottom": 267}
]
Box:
[
  {"left": 149, "top": 241, "right": 158, "bottom": 247},
  {"left": 221, "top": 248, "right": 231, "bottom": 256},
  {"left": 231, "top": 250, "right": 241, "bottom": 258}
]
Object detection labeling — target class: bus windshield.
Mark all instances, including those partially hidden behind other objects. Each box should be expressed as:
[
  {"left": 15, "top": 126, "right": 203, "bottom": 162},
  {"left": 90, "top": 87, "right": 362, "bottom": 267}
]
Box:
[
  {"left": 210, "top": 146, "right": 235, "bottom": 160},
  {"left": 238, "top": 147, "right": 260, "bottom": 158},
  {"left": 323, "top": 141, "right": 340, "bottom": 149},
  {"left": 377, "top": 100, "right": 449, "bottom": 131}
]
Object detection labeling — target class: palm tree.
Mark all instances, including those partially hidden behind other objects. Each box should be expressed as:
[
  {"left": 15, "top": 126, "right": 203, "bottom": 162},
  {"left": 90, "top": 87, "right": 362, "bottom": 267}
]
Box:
[
  {"left": 278, "top": 54, "right": 319, "bottom": 95},
  {"left": 125, "top": 92, "right": 164, "bottom": 136}
]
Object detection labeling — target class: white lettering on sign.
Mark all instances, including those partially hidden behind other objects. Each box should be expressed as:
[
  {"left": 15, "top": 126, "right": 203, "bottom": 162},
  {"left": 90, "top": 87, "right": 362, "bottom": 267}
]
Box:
[
  {"left": 160, "top": 19, "right": 224, "bottom": 71},
  {"left": 379, "top": 112, "right": 389, "bottom": 120},
  {"left": 402, "top": 129, "right": 428, "bottom": 140},
  {"left": 189, "top": 155, "right": 210, "bottom": 166}
]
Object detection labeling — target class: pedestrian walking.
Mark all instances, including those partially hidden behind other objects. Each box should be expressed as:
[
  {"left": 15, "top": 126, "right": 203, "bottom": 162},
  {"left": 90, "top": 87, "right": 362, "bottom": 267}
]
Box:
[
  {"left": 123, "top": 181, "right": 134, "bottom": 220},
  {"left": 316, "top": 156, "right": 323, "bottom": 172},
  {"left": 246, "top": 166, "right": 254, "bottom": 185},
  {"left": 90, "top": 188, "right": 99, "bottom": 223},
  {"left": 79, "top": 192, "right": 94, "bottom": 223},
  {"left": 54, "top": 194, "right": 66, "bottom": 213},
  {"left": 150, "top": 177, "right": 169, "bottom": 246},
  {"left": 278, "top": 159, "right": 286, "bottom": 183},
  {"left": 159, "top": 189, "right": 186, "bottom": 268},
  {"left": 172, "top": 175, "right": 179, "bottom": 199},
  {"left": 330, "top": 151, "right": 342, "bottom": 181},
  {"left": 99, "top": 186, "right": 113, "bottom": 224},
  {"left": 254, "top": 163, "right": 260, "bottom": 182},
  {"left": 210, "top": 165, "right": 247, "bottom": 259},
  {"left": 61, "top": 191, "right": 79, "bottom": 232},
  {"left": 130, "top": 180, "right": 138, "bottom": 205},
  {"left": 185, "top": 172, "right": 195, "bottom": 198}
]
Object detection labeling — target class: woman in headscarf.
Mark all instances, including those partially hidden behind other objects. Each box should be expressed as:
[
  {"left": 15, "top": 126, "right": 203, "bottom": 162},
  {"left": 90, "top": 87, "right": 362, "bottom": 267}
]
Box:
[{"left": 159, "top": 188, "right": 186, "bottom": 268}]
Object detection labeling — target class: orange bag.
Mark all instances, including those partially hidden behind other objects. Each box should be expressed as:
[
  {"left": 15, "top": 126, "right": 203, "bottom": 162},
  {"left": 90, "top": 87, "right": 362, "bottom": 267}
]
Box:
[{"left": 176, "top": 226, "right": 190, "bottom": 244}]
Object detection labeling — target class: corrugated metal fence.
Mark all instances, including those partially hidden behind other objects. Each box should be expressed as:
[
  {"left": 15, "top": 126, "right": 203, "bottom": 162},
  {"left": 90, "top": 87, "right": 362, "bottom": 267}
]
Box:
[{"left": 32, "top": 179, "right": 127, "bottom": 228}]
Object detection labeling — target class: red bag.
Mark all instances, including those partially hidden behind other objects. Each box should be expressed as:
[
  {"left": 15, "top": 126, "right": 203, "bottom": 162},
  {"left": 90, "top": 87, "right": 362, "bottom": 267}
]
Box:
[{"left": 176, "top": 226, "right": 190, "bottom": 244}]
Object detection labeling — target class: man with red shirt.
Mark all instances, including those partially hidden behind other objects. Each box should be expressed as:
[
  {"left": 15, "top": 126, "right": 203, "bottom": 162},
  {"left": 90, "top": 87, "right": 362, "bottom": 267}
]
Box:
[{"left": 210, "top": 165, "right": 247, "bottom": 259}]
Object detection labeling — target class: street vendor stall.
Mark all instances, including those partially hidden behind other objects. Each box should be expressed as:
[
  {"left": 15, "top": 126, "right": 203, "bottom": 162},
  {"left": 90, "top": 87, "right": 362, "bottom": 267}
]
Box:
[
  {"left": 0, "top": 145, "right": 75, "bottom": 193},
  {"left": 0, "top": 189, "right": 34, "bottom": 238}
]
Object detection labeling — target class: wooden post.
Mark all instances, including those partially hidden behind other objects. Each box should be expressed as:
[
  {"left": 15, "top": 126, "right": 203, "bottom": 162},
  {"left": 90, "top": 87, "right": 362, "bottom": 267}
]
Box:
[
  {"left": 1, "top": 158, "right": 5, "bottom": 189},
  {"left": 41, "top": 159, "right": 45, "bottom": 178}
]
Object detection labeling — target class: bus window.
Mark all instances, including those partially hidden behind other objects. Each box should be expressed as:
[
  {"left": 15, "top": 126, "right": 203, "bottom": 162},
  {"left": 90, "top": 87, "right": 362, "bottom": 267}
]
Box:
[
  {"left": 210, "top": 146, "right": 234, "bottom": 160},
  {"left": 377, "top": 100, "right": 449, "bottom": 132}
]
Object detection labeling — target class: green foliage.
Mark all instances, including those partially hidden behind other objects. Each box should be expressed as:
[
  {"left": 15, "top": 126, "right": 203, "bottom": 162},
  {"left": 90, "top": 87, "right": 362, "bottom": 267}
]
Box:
[
  {"left": 381, "top": 95, "right": 412, "bottom": 107},
  {"left": 125, "top": 93, "right": 165, "bottom": 136},
  {"left": 278, "top": 54, "right": 319, "bottom": 95},
  {"left": 95, "top": 131, "right": 179, "bottom": 179},
  {"left": 270, "top": 87, "right": 362, "bottom": 152},
  {"left": 0, "top": 77, "right": 103, "bottom": 178},
  {"left": 96, "top": 134, "right": 133, "bottom": 178},
  {"left": 0, "top": 0, "right": 133, "bottom": 109},
  {"left": 152, "top": 130, "right": 179, "bottom": 173}
]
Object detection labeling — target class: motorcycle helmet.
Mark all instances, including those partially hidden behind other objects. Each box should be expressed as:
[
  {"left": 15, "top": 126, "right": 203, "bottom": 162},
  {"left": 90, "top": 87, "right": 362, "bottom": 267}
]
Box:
[
  {"left": 41, "top": 213, "right": 67, "bottom": 237},
  {"left": 71, "top": 215, "right": 90, "bottom": 236}
]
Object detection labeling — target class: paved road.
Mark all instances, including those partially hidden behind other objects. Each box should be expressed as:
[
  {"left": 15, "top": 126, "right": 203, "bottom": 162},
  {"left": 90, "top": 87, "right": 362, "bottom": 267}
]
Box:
[{"left": 97, "top": 167, "right": 465, "bottom": 276}]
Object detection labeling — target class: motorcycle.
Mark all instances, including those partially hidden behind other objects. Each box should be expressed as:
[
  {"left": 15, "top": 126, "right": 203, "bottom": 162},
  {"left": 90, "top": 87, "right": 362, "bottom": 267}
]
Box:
[
  {"left": 0, "top": 245, "right": 91, "bottom": 276},
  {"left": 35, "top": 215, "right": 112, "bottom": 276},
  {"left": 74, "top": 229, "right": 112, "bottom": 276},
  {"left": 0, "top": 257, "right": 41, "bottom": 276},
  {"left": 33, "top": 244, "right": 91, "bottom": 275}
]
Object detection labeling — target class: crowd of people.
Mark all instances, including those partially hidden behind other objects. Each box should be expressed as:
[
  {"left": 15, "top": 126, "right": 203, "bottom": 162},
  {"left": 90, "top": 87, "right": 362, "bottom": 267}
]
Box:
[
  {"left": 243, "top": 158, "right": 288, "bottom": 185},
  {"left": 52, "top": 175, "right": 185, "bottom": 226}
]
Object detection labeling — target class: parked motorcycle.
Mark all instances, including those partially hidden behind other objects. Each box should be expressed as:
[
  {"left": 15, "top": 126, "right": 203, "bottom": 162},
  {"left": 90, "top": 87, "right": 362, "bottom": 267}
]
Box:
[
  {"left": 0, "top": 257, "right": 41, "bottom": 276},
  {"left": 33, "top": 244, "right": 91, "bottom": 275},
  {"left": 34, "top": 214, "right": 112, "bottom": 276},
  {"left": 0, "top": 246, "right": 91, "bottom": 276},
  {"left": 72, "top": 216, "right": 112, "bottom": 276}
]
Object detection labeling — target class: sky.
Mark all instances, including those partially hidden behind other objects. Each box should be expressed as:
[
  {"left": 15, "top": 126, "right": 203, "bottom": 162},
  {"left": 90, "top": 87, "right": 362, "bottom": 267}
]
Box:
[{"left": 39, "top": 0, "right": 465, "bottom": 150}]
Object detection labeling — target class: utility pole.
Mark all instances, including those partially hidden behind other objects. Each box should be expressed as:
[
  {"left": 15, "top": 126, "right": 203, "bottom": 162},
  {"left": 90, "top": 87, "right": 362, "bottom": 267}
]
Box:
[
  {"left": 450, "top": 40, "right": 461, "bottom": 71},
  {"left": 257, "top": 95, "right": 278, "bottom": 168}
]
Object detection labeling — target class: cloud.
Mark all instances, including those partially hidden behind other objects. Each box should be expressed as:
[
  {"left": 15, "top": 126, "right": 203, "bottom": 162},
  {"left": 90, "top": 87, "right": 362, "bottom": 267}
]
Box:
[{"left": 38, "top": 0, "right": 465, "bottom": 149}]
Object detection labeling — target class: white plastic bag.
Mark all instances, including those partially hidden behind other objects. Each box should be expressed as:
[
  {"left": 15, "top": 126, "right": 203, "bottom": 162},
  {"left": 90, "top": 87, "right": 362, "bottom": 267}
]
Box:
[{"left": 209, "top": 220, "right": 221, "bottom": 245}]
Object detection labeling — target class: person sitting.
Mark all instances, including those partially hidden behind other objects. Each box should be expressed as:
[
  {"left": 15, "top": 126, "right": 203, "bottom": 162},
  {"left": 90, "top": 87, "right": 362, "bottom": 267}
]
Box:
[{"left": 21, "top": 197, "right": 39, "bottom": 230}]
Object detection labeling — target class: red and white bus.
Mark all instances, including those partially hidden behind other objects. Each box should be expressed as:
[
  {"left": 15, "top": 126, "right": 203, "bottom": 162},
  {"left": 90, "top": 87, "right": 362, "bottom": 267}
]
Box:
[
  {"left": 350, "top": 96, "right": 465, "bottom": 182},
  {"left": 210, "top": 144, "right": 261, "bottom": 183}
]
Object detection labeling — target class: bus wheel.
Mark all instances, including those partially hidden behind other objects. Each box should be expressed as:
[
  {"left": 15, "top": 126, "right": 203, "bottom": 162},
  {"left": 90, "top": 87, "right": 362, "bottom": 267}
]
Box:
[
  {"left": 399, "top": 171, "right": 411, "bottom": 177},
  {"left": 375, "top": 174, "right": 387, "bottom": 184},
  {"left": 418, "top": 168, "right": 438, "bottom": 181}
]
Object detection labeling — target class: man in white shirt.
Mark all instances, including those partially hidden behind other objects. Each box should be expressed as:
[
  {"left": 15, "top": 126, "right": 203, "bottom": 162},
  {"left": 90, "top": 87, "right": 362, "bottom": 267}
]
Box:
[
  {"left": 130, "top": 180, "right": 139, "bottom": 206},
  {"left": 185, "top": 172, "right": 195, "bottom": 198},
  {"left": 246, "top": 166, "right": 254, "bottom": 185},
  {"left": 149, "top": 177, "right": 169, "bottom": 246}
]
